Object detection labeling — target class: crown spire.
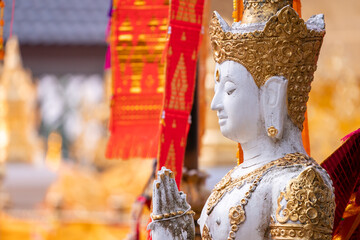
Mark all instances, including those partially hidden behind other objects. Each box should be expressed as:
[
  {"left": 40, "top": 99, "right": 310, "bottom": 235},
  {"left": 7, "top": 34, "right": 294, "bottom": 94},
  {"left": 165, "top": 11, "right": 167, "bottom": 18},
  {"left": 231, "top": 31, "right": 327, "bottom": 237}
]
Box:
[{"left": 241, "top": 0, "right": 293, "bottom": 24}]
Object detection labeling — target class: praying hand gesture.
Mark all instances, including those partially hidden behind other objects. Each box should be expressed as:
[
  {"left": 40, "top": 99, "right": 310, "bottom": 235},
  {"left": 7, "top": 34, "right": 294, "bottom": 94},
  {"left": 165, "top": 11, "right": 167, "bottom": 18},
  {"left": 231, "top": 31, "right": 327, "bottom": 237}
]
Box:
[{"left": 148, "top": 167, "right": 195, "bottom": 240}]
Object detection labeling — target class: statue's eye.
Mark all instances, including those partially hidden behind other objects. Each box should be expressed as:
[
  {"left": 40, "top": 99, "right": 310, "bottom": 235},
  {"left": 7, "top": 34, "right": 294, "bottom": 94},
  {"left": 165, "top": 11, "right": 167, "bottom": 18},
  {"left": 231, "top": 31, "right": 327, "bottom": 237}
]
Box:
[
  {"left": 224, "top": 81, "right": 236, "bottom": 95},
  {"left": 227, "top": 89, "right": 235, "bottom": 95}
]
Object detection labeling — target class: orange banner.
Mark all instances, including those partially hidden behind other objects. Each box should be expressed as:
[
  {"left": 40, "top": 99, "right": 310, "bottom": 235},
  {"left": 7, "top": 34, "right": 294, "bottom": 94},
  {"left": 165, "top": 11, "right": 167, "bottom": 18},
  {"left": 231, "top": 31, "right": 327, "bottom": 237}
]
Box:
[{"left": 107, "top": 0, "right": 169, "bottom": 159}]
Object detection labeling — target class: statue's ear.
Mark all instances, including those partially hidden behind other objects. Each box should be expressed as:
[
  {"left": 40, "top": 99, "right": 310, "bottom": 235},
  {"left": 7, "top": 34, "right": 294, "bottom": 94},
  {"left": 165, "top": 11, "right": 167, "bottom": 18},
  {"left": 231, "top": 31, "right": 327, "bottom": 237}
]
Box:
[{"left": 261, "top": 76, "right": 288, "bottom": 141}]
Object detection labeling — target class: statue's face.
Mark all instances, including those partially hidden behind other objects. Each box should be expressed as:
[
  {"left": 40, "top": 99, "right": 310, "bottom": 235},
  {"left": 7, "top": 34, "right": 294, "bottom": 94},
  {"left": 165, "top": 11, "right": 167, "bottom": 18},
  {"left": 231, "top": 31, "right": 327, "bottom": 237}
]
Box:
[{"left": 211, "top": 61, "right": 260, "bottom": 143}]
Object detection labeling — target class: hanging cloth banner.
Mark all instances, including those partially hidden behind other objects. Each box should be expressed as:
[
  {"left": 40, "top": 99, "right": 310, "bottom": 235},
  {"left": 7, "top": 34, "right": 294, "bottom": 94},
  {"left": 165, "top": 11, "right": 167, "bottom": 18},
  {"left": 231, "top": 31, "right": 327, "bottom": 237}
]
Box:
[
  {"left": 157, "top": 0, "right": 205, "bottom": 185},
  {"left": 106, "top": 0, "right": 169, "bottom": 159}
]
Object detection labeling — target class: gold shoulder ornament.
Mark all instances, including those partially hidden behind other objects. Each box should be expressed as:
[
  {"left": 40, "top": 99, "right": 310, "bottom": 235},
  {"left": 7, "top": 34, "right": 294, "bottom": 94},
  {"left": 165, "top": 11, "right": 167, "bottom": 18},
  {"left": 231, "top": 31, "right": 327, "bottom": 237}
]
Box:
[{"left": 270, "top": 167, "right": 335, "bottom": 239}]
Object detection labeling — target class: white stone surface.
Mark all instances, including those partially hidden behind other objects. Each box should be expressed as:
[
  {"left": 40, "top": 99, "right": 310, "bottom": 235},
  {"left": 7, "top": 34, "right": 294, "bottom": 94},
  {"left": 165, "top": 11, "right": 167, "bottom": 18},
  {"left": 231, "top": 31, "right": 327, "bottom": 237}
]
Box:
[{"left": 306, "top": 14, "right": 325, "bottom": 31}]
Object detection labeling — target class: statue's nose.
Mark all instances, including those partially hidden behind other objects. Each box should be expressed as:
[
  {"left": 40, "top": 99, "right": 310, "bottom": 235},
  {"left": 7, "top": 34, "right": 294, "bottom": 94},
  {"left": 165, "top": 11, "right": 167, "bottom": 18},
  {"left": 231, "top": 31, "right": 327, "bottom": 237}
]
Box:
[{"left": 211, "top": 91, "right": 222, "bottom": 111}]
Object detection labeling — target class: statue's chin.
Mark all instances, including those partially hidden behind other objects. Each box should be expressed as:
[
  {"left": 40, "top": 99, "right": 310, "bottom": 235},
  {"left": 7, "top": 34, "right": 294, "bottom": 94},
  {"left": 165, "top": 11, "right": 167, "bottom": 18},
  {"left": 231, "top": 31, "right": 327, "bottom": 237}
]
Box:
[
  {"left": 219, "top": 126, "right": 239, "bottom": 143},
  {"left": 220, "top": 124, "right": 258, "bottom": 144}
]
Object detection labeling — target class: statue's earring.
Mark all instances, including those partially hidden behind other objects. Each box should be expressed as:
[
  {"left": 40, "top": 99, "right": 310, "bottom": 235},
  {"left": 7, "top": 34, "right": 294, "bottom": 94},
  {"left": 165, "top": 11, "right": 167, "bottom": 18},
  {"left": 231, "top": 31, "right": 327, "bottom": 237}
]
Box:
[{"left": 267, "top": 126, "right": 278, "bottom": 138}]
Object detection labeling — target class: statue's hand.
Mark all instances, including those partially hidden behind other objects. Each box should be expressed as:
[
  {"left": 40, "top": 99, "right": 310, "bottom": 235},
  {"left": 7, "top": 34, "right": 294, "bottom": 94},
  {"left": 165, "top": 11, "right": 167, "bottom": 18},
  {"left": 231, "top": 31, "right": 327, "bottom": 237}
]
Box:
[{"left": 148, "top": 167, "right": 195, "bottom": 240}]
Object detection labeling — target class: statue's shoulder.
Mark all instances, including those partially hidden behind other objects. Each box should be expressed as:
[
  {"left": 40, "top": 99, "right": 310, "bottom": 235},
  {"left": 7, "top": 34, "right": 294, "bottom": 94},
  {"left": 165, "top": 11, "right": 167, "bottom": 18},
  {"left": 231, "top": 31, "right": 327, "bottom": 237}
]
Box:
[{"left": 269, "top": 159, "right": 335, "bottom": 240}]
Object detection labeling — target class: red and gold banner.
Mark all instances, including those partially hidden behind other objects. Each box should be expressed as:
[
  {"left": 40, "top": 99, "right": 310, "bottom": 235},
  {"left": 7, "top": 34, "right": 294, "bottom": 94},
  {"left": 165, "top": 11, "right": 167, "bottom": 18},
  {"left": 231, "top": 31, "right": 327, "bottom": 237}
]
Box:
[
  {"left": 157, "top": 0, "right": 205, "bottom": 185},
  {"left": 106, "top": 0, "right": 169, "bottom": 159}
]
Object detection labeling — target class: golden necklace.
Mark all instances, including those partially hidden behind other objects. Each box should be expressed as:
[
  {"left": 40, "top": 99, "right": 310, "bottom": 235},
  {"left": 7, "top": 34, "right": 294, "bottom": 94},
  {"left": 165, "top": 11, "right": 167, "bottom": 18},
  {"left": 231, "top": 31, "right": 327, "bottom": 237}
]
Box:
[{"left": 206, "top": 152, "right": 315, "bottom": 215}]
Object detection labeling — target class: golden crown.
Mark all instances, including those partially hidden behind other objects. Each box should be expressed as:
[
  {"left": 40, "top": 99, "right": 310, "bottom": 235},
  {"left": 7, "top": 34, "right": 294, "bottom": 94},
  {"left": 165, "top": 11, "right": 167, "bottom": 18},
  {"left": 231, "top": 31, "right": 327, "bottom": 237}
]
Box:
[{"left": 209, "top": 5, "right": 325, "bottom": 130}]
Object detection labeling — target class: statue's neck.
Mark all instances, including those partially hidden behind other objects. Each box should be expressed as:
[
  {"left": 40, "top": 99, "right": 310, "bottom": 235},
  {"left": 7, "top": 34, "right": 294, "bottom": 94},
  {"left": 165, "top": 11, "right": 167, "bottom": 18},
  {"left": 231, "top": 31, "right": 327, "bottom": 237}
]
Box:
[{"left": 240, "top": 124, "right": 306, "bottom": 168}]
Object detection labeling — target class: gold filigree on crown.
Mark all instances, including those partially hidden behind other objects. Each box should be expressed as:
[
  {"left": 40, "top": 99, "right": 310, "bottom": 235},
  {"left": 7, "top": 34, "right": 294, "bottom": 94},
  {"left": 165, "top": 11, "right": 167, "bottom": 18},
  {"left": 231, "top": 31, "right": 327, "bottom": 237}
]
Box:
[
  {"left": 242, "top": 0, "right": 293, "bottom": 24},
  {"left": 209, "top": 5, "right": 325, "bottom": 130}
]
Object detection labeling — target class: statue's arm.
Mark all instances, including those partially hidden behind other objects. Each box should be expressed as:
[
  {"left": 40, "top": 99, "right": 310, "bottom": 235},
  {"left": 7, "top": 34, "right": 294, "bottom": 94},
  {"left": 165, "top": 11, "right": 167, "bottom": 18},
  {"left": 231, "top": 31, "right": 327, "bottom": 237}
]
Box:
[
  {"left": 148, "top": 167, "right": 195, "bottom": 240},
  {"left": 269, "top": 166, "right": 335, "bottom": 240}
]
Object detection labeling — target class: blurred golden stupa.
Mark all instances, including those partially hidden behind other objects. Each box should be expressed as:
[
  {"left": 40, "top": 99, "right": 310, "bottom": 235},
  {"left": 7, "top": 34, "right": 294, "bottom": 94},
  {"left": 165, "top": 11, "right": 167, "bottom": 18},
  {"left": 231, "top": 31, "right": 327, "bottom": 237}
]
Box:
[{"left": 0, "top": 36, "right": 43, "bottom": 163}]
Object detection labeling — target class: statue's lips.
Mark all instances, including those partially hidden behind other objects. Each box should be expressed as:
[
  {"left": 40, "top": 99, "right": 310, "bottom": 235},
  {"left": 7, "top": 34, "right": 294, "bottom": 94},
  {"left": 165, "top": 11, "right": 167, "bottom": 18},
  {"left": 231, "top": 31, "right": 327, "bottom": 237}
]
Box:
[
  {"left": 217, "top": 115, "right": 227, "bottom": 126},
  {"left": 217, "top": 113, "right": 227, "bottom": 119}
]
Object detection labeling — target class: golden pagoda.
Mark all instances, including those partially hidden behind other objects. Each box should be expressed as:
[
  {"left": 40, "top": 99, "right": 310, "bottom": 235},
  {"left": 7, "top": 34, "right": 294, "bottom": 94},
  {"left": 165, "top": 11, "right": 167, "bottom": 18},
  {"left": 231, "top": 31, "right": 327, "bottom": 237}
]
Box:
[{"left": 0, "top": 36, "right": 43, "bottom": 163}]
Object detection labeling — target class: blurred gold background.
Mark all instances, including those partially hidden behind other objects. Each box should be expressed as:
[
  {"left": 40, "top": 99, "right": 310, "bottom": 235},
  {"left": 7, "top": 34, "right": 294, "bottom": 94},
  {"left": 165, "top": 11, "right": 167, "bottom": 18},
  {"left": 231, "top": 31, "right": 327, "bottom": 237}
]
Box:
[{"left": 0, "top": 0, "right": 359, "bottom": 239}]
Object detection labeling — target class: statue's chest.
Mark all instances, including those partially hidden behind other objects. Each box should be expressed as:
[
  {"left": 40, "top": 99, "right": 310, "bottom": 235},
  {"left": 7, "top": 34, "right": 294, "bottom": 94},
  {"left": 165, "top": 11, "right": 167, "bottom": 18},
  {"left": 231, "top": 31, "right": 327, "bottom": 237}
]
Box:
[
  {"left": 203, "top": 185, "right": 258, "bottom": 238},
  {"left": 200, "top": 170, "right": 269, "bottom": 239}
]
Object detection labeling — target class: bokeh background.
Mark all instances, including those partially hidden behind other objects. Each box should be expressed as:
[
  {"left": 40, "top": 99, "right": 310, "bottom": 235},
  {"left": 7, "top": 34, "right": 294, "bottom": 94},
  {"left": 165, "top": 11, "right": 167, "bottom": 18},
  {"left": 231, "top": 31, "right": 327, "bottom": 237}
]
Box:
[{"left": 0, "top": 0, "right": 359, "bottom": 239}]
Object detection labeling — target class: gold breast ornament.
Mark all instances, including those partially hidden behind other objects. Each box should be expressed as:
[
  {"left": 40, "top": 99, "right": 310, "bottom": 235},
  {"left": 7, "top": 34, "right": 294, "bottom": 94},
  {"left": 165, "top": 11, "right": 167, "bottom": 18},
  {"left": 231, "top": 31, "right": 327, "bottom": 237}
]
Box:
[{"left": 203, "top": 153, "right": 316, "bottom": 240}]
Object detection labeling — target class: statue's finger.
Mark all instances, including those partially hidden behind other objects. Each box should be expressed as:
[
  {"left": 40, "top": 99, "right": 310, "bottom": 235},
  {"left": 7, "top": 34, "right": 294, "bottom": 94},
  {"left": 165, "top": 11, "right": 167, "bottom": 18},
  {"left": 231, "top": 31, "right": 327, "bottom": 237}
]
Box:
[
  {"left": 163, "top": 169, "right": 183, "bottom": 216},
  {"left": 179, "top": 191, "right": 191, "bottom": 209},
  {"left": 157, "top": 167, "right": 170, "bottom": 215},
  {"left": 168, "top": 174, "right": 183, "bottom": 211},
  {"left": 152, "top": 178, "right": 162, "bottom": 215}
]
